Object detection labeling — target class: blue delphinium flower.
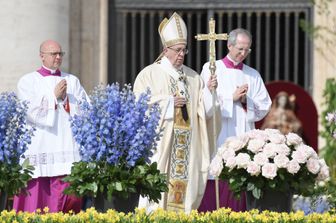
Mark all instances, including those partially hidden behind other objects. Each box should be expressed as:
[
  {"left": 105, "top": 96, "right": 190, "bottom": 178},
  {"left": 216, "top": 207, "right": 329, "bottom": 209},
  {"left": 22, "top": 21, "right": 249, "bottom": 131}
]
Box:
[
  {"left": 0, "top": 92, "right": 34, "bottom": 164},
  {"left": 71, "top": 83, "right": 161, "bottom": 168}
]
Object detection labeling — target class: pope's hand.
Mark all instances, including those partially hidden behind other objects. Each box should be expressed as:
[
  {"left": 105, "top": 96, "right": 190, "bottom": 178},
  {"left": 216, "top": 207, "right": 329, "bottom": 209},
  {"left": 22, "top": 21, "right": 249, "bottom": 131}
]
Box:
[
  {"left": 174, "top": 95, "right": 186, "bottom": 108},
  {"left": 207, "top": 74, "right": 218, "bottom": 91}
]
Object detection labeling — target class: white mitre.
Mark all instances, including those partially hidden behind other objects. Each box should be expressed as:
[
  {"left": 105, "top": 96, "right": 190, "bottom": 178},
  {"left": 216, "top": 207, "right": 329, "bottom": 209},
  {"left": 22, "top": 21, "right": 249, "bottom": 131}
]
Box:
[{"left": 159, "top": 12, "right": 187, "bottom": 47}]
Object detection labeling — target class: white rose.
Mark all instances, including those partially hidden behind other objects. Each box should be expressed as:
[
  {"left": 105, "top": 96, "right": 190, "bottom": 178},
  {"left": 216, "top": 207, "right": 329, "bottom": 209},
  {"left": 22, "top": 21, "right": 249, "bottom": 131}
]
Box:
[
  {"left": 317, "top": 166, "right": 330, "bottom": 181},
  {"left": 287, "top": 160, "right": 301, "bottom": 174},
  {"left": 263, "top": 143, "right": 277, "bottom": 158},
  {"left": 221, "top": 147, "right": 236, "bottom": 162},
  {"left": 319, "top": 159, "right": 327, "bottom": 166},
  {"left": 295, "top": 144, "right": 317, "bottom": 160},
  {"left": 247, "top": 139, "right": 265, "bottom": 153},
  {"left": 306, "top": 157, "right": 321, "bottom": 174},
  {"left": 235, "top": 153, "right": 251, "bottom": 169},
  {"left": 274, "top": 154, "right": 289, "bottom": 168},
  {"left": 268, "top": 132, "right": 286, "bottom": 144},
  {"left": 317, "top": 160, "right": 330, "bottom": 181},
  {"left": 225, "top": 156, "right": 236, "bottom": 170},
  {"left": 291, "top": 150, "right": 308, "bottom": 164},
  {"left": 253, "top": 152, "right": 269, "bottom": 166},
  {"left": 274, "top": 144, "right": 291, "bottom": 156},
  {"left": 225, "top": 137, "right": 246, "bottom": 152},
  {"left": 247, "top": 161, "right": 261, "bottom": 176},
  {"left": 264, "top": 128, "right": 281, "bottom": 135},
  {"left": 248, "top": 129, "right": 268, "bottom": 141},
  {"left": 209, "top": 155, "right": 224, "bottom": 177},
  {"left": 261, "top": 163, "right": 278, "bottom": 179},
  {"left": 286, "top": 132, "right": 303, "bottom": 146}
]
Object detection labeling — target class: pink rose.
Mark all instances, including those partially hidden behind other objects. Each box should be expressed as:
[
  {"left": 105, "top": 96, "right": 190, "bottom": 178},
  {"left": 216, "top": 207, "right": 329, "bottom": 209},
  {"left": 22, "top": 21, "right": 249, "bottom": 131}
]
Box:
[
  {"left": 261, "top": 163, "right": 278, "bottom": 179},
  {"left": 247, "top": 161, "right": 261, "bottom": 176},
  {"left": 221, "top": 147, "right": 236, "bottom": 162},
  {"left": 268, "top": 132, "right": 286, "bottom": 144},
  {"left": 225, "top": 137, "right": 246, "bottom": 151},
  {"left": 306, "top": 157, "right": 321, "bottom": 174},
  {"left": 225, "top": 157, "right": 236, "bottom": 170},
  {"left": 287, "top": 160, "right": 301, "bottom": 174},
  {"left": 317, "top": 166, "right": 330, "bottom": 181},
  {"left": 253, "top": 152, "right": 269, "bottom": 166},
  {"left": 263, "top": 143, "right": 277, "bottom": 158},
  {"left": 274, "top": 154, "right": 289, "bottom": 168},
  {"left": 235, "top": 153, "right": 251, "bottom": 169},
  {"left": 286, "top": 132, "right": 303, "bottom": 146},
  {"left": 247, "top": 139, "right": 265, "bottom": 153},
  {"left": 274, "top": 144, "right": 291, "bottom": 156},
  {"left": 209, "top": 155, "right": 224, "bottom": 177},
  {"left": 291, "top": 150, "right": 308, "bottom": 164}
]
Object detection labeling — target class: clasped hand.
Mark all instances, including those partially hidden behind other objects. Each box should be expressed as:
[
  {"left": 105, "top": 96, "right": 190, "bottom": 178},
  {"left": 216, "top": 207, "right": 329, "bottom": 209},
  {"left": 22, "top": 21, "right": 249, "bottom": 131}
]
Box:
[
  {"left": 54, "top": 79, "right": 67, "bottom": 100},
  {"left": 233, "top": 84, "right": 248, "bottom": 103}
]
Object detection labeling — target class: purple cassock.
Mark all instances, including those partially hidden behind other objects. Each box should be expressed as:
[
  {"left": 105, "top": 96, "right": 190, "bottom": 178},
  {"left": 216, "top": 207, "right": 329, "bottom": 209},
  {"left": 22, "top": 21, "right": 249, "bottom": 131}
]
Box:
[
  {"left": 13, "top": 176, "right": 82, "bottom": 213},
  {"left": 198, "top": 180, "right": 246, "bottom": 212},
  {"left": 13, "top": 67, "right": 82, "bottom": 213}
]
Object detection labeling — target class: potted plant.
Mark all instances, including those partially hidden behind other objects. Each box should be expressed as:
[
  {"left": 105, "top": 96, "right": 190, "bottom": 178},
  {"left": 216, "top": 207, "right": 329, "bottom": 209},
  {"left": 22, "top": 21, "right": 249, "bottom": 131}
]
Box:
[
  {"left": 63, "top": 84, "right": 168, "bottom": 212},
  {"left": 0, "top": 92, "right": 34, "bottom": 210},
  {"left": 209, "top": 128, "right": 330, "bottom": 212}
]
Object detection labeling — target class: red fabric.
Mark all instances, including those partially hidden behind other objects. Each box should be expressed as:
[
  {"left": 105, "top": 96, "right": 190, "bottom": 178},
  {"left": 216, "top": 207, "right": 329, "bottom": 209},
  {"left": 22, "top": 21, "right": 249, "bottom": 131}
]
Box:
[{"left": 256, "top": 81, "right": 318, "bottom": 151}]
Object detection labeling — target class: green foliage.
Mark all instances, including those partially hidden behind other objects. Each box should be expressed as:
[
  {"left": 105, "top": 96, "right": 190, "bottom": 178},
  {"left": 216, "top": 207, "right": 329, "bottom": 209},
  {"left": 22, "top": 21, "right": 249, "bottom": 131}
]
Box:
[
  {"left": 320, "top": 78, "right": 336, "bottom": 179},
  {"left": 63, "top": 159, "right": 168, "bottom": 203},
  {"left": 0, "top": 158, "right": 34, "bottom": 197}
]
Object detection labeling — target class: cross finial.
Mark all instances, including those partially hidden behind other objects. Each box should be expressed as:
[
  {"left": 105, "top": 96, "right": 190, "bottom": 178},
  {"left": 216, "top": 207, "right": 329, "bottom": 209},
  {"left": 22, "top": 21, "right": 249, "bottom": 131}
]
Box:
[{"left": 195, "top": 18, "right": 228, "bottom": 76}]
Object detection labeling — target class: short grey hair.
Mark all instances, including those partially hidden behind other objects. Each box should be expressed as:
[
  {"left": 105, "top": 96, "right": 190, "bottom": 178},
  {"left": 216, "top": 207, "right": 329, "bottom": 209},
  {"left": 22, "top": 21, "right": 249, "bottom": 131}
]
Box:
[{"left": 228, "top": 28, "right": 252, "bottom": 46}]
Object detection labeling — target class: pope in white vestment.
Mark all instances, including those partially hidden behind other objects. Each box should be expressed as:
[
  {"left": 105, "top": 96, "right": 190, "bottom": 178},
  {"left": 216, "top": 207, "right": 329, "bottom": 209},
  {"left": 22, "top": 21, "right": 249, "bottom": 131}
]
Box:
[
  {"left": 199, "top": 28, "right": 272, "bottom": 212},
  {"left": 13, "top": 40, "right": 89, "bottom": 213},
  {"left": 134, "top": 12, "right": 220, "bottom": 213}
]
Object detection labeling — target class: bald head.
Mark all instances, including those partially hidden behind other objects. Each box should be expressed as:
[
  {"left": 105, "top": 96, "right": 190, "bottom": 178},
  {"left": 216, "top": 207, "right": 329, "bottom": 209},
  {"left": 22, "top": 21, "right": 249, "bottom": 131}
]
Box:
[
  {"left": 40, "top": 40, "right": 62, "bottom": 53},
  {"left": 39, "top": 40, "right": 64, "bottom": 70}
]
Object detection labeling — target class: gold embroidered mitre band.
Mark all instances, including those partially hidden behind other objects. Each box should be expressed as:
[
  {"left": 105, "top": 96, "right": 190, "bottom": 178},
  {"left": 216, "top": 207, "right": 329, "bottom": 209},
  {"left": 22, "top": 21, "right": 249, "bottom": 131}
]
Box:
[{"left": 159, "top": 12, "right": 187, "bottom": 47}]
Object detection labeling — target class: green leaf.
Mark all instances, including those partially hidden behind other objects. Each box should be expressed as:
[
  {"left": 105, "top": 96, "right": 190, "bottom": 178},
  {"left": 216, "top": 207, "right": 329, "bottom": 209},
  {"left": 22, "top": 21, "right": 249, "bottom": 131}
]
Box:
[
  {"left": 115, "top": 182, "right": 123, "bottom": 191},
  {"left": 252, "top": 187, "right": 261, "bottom": 199}
]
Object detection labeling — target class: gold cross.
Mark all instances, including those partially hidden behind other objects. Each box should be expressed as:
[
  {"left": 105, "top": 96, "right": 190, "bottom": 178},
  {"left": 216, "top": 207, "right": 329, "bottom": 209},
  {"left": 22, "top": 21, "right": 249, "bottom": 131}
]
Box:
[
  {"left": 195, "top": 18, "right": 228, "bottom": 211},
  {"left": 195, "top": 18, "right": 228, "bottom": 76}
]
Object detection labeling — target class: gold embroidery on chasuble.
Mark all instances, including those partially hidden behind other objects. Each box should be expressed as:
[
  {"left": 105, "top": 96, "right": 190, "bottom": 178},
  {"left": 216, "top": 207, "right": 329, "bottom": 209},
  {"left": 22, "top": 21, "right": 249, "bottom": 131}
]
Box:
[{"left": 166, "top": 75, "right": 191, "bottom": 212}]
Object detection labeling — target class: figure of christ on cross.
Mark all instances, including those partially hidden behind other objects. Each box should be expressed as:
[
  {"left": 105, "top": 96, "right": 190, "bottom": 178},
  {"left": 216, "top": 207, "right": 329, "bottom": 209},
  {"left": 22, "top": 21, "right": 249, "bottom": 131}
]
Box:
[{"left": 195, "top": 18, "right": 228, "bottom": 210}]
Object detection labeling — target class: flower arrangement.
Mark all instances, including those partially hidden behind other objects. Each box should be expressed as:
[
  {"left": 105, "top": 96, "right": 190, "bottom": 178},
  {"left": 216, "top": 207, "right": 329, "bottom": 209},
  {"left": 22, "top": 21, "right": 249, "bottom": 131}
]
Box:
[
  {"left": 0, "top": 92, "right": 34, "bottom": 197},
  {"left": 1, "top": 207, "right": 336, "bottom": 222},
  {"left": 63, "top": 84, "right": 168, "bottom": 202},
  {"left": 209, "top": 128, "right": 329, "bottom": 199}
]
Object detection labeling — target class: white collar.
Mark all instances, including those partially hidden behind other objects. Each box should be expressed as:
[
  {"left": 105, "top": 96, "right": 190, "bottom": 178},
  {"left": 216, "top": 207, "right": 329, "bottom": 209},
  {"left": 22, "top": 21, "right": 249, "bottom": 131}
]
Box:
[
  {"left": 227, "top": 55, "right": 240, "bottom": 66},
  {"left": 42, "top": 65, "right": 58, "bottom": 74},
  {"left": 160, "top": 56, "right": 183, "bottom": 80}
]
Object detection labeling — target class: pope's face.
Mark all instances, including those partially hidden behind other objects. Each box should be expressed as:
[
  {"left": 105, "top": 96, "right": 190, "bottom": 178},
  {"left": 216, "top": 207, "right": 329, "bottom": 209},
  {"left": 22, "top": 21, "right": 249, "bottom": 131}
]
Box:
[
  {"left": 227, "top": 34, "right": 251, "bottom": 63},
  {"left": 40, "top": 41, "right": 63, "bottom": 70},
  {"left": 163, "top": 43, "right": 187, "bottom": 69}
]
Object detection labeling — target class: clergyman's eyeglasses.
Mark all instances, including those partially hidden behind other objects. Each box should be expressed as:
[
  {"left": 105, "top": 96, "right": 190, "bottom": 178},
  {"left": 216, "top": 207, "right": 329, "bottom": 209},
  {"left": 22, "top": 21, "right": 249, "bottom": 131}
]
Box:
[
  {"left": 167, "top": 47, "right": 189, "bottom": 55},
  {"left": 41, "top": 51, "right": 66, "bottom": 57},
  {"left": 233, "top": 46, "right": 251, "bottom": 54}
]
